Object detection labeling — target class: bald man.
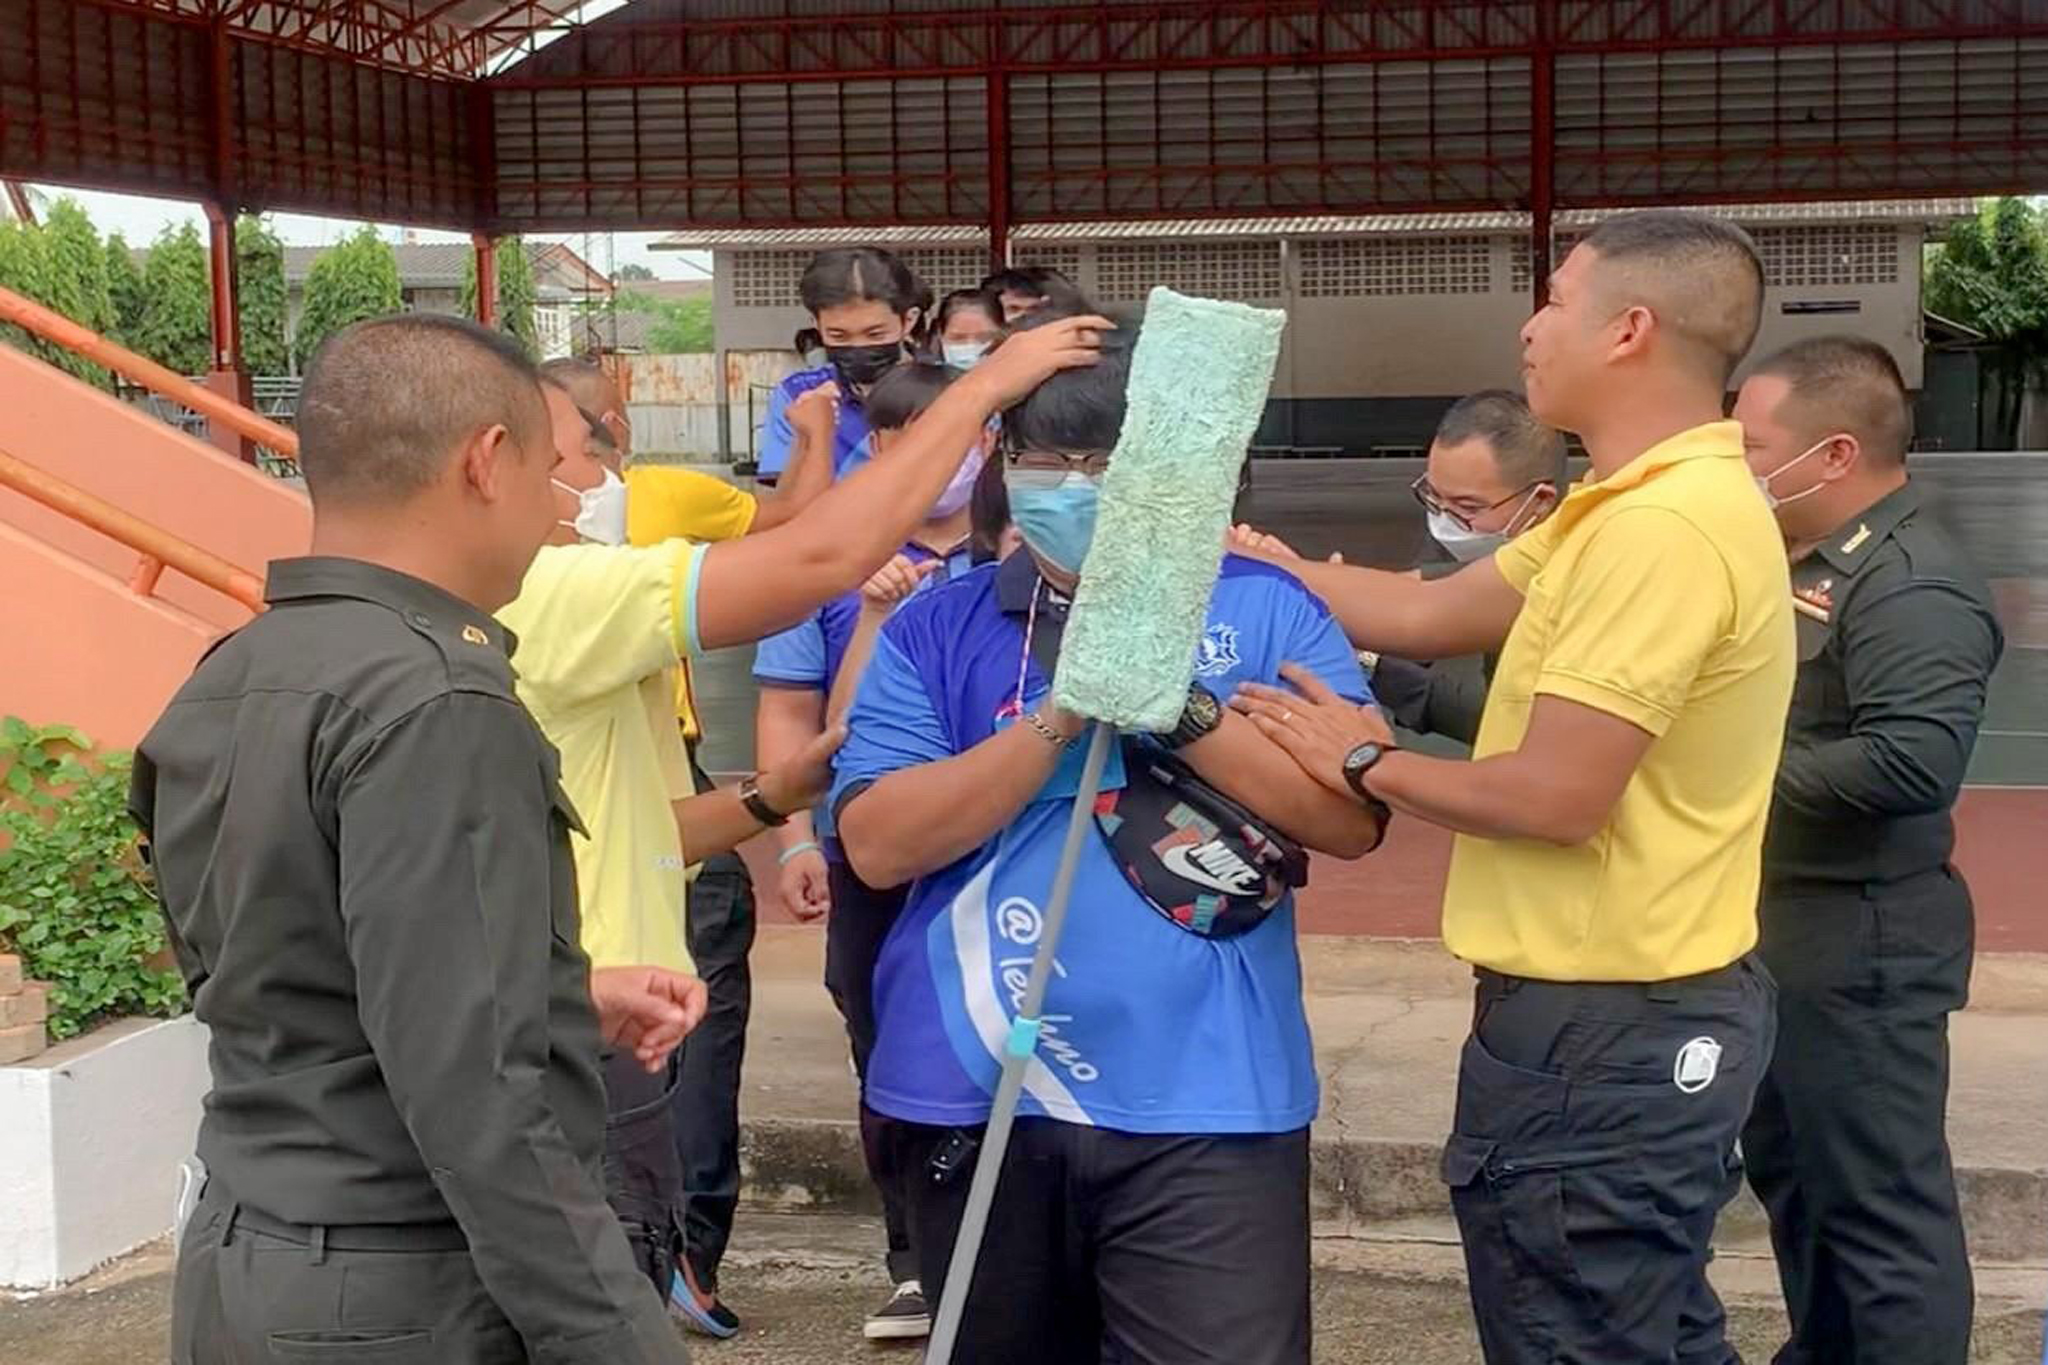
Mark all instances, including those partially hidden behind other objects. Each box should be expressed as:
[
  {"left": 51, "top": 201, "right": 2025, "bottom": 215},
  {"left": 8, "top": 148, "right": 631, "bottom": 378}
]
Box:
[{"left": 1231, "top": 211, "right": 1794, "bottom": 1364}]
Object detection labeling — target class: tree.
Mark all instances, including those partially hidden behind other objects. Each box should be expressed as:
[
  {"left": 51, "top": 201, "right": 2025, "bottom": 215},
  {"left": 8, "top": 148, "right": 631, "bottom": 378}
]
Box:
[
  {"left": 104, "top": 232, "right": 147, "bottom": 349},
  {"left": 236, "top": 214, "right": 288, "bottom": 376},
  {"left": 647, "top": 293, "right": 714, "bottom": 353},
  {"left": 39, "top": 198, "right": 115, "bottom": 387},
  {"left": 296, "top": 226, "right": 401, "bottom": 368},
  {"left": 614, "top": 262, "right": 656, "bottom": 282},
  {"left": 133, "top": 222, "right": 213, "bottom": 375},
  {"left": 1925, "top": 196, "right": 2048, "bottom": 448},
  {"left": 462, "top": 235, "right": 538, "bottom": 357},
  {"left": 0, "top": 219, "right": 58, "bottom": 368}
]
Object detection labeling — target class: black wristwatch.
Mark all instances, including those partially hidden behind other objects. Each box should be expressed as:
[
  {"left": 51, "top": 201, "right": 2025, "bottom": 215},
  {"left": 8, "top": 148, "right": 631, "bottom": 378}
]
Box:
[
  {"left": 737, "top": 774, "right": 789, "bottom": 827},
  {"left": 1340, "top": 741, "right": 1392, "bottom": 802},
  {"left": 1161, "top": 682, "right": 1224, "bottom": 751}
]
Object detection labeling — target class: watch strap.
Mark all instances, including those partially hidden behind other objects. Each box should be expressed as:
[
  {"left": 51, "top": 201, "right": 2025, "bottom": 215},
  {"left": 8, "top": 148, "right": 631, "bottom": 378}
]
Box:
[{"left": 738, "top": 775, "right": 789, "bottom": 827}]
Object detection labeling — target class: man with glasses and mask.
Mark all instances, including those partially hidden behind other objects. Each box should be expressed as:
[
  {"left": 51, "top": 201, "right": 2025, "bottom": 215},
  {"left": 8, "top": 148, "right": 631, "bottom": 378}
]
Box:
[
  {"left": 1732, "top": 336, "right": 2001, "bottom": 1365},
  {"left": 1235, "top": 391, "right": 1564, "bottom": 748}
]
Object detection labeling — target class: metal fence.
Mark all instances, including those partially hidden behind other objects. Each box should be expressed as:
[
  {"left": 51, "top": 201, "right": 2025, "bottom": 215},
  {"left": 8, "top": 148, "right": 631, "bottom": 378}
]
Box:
[{"left": 115, "top": 377, "right": 303, "bottom": 479}]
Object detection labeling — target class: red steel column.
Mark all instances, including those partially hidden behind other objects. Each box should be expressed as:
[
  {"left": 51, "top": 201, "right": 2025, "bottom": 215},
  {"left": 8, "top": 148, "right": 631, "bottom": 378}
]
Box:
[
  {"left": 202, "top": 202, "right": 255, "bottom": 463},
  {"left": 1528, "top": 4, "right": 1556, "bottom": 315},
  {"left": 985, "top": 17, "right": 1012, "bottom": 273},
  {"left": 473, "top": 233, "right": 499, "bottom": 328}
]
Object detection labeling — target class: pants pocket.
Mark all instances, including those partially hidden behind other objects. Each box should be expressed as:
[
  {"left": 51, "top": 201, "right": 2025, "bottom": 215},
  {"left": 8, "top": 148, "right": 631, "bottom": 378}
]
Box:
[{"left": 266, "top": 1329, "right": 435, "bottom": 1361}]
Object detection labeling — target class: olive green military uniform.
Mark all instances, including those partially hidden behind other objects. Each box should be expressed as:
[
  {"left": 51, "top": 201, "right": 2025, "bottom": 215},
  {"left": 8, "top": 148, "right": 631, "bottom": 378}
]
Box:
[
  {"left": 130, "top": 557, "right": 688, "bottom": 1365},
  {"left": 1742, "top": 484, "right": 2004, "bottom": 1365}
]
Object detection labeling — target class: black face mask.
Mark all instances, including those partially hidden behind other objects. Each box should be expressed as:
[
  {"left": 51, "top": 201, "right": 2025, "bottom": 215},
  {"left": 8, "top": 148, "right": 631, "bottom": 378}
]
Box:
[{"left": 827, "top": 341, "right": 905, "bottom": 389}]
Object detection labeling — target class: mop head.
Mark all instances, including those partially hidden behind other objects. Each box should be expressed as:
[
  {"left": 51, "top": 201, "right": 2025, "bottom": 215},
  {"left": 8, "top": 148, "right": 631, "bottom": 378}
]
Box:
[{"left": 1053, "top": 287, "right": 1286, "bottom": 730}]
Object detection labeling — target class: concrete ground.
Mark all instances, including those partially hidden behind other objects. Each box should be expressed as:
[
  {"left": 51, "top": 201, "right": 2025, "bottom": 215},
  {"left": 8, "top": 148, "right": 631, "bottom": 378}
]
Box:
[
  {"left": 7, "top": 1214, "right": 2044, "bottom": 1365},
  {"left": 5, "top": 929, "right": 2045, "bottom": 1361}
]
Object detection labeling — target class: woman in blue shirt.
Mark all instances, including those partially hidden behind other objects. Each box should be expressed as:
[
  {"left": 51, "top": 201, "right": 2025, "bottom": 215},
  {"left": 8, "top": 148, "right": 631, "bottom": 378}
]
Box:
[{"left": 757, "top": 247, "right": 929, "bottom": 484}]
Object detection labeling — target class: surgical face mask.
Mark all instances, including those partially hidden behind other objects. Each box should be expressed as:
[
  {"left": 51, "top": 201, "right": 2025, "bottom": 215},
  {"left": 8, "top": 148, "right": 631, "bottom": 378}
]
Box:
[
  {"left": 942, "top": 339, "right": 990, "bottom": 370},
  {"left": 827, "top": 340, "right": 906, "bottom": 390},
  {"left": 1756, "top": 436, "right": 1835, "bottom": 511},
  {"left": 1427, "top": 509, "right": 1509, "bottom": 563},
  {"left": 553, "top": 467, "right": 627, "bottom": 545},
  {"left": 929, "top": 444, "right": 986, "bottom": 520},
  {"left": 1003, "top": 469, "right": 1100, "bottom": 576}
]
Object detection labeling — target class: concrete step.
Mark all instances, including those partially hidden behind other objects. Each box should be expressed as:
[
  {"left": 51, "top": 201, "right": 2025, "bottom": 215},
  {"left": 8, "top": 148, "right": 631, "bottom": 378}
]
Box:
[{"left": 738, "top": 928, "right": 2048, "bottom": 1267}]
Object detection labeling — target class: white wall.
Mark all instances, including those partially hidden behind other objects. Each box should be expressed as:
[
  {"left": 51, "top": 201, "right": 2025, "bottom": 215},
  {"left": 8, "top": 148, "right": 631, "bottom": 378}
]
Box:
[{"left": 0, "top": 1016, "right": 208, "bottom": 1288}]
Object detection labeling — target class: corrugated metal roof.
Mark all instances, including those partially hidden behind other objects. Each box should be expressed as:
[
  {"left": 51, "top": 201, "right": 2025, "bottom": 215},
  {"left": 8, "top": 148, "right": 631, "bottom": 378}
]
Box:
[{"left": 655, "top": 199, "right": 1979, "bottom": 253}]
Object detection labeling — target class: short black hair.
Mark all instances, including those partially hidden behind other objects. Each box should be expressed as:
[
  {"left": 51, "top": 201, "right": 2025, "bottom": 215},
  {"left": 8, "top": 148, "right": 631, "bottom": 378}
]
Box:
[
  {"left": 1003, "top": 306, "right": 1138, "bottom": 454},
  {"left": 1579, "top": 211, "right": 1765, "bottom": 383},
  {"left": 969, "top": 449, "right": 1010, "bottom": 563},
  {"left": 935, "top": 288, "right": 1004, "bottom": 337},
  {"left": 980, "top": 265, "right": 1086, "bottom": 313},
  {"left": 298, "top": 313, "right": 545, "bottom": 506},
  {"left": 1434, "top": 390, "right": 1568, "bottom": 488},
  {"left": 1751, "top": 336, "right": 1913, "bottom": 465},
  {"left": 799, "top": 247, "right": 926, "bottom": 318},
  {"left": 864, "top": 361, "right": 956, "bottom": 432}
]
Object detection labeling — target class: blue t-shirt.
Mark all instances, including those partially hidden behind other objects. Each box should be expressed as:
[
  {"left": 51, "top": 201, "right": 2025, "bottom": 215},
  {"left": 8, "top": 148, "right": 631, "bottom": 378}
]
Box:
[
  {"left": 829, "top": 552, "right": 1372, "bottom": 1135},
  {"left": 753, "top": 538, "right": 978, "bottom": 841},
  {"left": 756, "top": 367, "right": 872, "bottom": 481}
]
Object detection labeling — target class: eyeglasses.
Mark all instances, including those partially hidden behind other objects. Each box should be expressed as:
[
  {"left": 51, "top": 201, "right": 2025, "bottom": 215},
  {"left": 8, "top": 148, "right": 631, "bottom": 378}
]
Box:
[
  {"left": 1410, "top": 473, "right": 1543, "bottom": 533},
  {"left": 1002, "top": 446, "right": 1112, "bottom": 489}
]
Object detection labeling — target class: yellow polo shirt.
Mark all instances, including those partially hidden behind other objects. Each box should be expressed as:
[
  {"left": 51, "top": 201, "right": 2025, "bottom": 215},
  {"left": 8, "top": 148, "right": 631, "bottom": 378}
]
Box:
[
  {"left": 498, "top": 540, "right": 707, "bottom": 973},
  {"left": 624, "top": 465, "right": 759, "bottom": 742},
  {"left": 1443, "top": 421, "right": 1795, "bottom": 982}
]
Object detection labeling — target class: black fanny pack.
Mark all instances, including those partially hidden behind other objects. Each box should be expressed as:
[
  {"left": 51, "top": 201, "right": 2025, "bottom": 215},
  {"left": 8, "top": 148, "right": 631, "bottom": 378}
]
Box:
[{"left": 1093, "top": 737, "right": 1309, "bottom": 940}]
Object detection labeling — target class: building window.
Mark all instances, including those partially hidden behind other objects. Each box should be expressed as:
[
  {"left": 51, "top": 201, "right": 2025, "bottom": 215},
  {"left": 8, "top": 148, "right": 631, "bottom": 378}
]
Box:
[
  {"left": 730, "top": 251, "right": 808, "bottom": 309},
  {"left": 1094, "top": 242, "right": 1283, "bottom": 302},
  {"left": 1510, "top": 233, "right": 1583, "bottom": 297},
  {"left": 1753, "top": 225, "right": 1898, "bottom": 288},
  {"left": 1297, "top": 236, "right": 1493, "bottom": 298},
  {"left": 894, "top": 248, "right": 990, "bottom": 297}
]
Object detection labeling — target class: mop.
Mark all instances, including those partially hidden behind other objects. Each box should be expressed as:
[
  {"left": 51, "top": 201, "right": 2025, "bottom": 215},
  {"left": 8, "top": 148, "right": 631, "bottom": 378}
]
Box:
[{"left": 926, "top": 286, "right": 1287, "bottom": 1363}]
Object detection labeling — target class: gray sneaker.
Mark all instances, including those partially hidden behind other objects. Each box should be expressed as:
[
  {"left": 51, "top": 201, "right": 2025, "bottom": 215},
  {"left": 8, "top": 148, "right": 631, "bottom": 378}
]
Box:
[{"left": 863, "top": 1279, "right": 931, "bottom": 1341}]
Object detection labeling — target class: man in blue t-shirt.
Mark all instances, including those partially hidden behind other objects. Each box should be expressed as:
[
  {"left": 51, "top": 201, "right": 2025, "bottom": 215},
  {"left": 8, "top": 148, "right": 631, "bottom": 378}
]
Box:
[{"left": 831, "top": 319, "right": 1386, "bottom": 1363}]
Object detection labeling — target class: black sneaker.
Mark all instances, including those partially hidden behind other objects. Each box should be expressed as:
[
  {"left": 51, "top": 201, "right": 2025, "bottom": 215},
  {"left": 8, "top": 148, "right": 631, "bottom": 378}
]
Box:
[
  {"left": 669, "top": 1260, "right": 741, "bottom": 1339},
  {"left": 863, "top": 1279, "right": 931, "bottom": 1341}
]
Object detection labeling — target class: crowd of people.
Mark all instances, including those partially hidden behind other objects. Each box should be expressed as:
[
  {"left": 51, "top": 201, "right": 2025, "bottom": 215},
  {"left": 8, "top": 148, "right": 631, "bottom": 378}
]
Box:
[{"left": 131, "top": 213, "right": 2001, "bottom": 1365}]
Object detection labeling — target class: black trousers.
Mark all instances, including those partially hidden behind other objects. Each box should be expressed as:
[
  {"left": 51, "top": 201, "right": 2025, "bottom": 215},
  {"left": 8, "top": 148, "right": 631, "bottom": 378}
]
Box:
[
  {"left": 602, "top": 1050, "right": 686, "bottom": 1297},
  {"left": 1743, "top": 868, "right": 1975, "bottom": 1365},
  {"left": 671, "top": 847, "right": 757, "bottom": 1290},
  {"left": 172, "top": 1182, "right": 525, "bottom": 1364},
  {"left": 823, "top": 856, "right": 918, "bottom": 1283},
  {"left": 877, "top": 1114, "right": 1312, "bottom": 1365},
  {"left": 1444, "top": 956, "right": 1775, "bottom": 1365}
]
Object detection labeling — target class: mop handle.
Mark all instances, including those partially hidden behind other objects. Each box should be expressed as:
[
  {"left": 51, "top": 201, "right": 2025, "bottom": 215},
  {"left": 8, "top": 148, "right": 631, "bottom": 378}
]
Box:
[{"left": 927, "top": 719, "right": 1116, "bottom": 1364}]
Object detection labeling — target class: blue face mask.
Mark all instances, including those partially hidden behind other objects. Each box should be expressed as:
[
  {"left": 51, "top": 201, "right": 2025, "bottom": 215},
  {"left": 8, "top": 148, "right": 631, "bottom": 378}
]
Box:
[{"left": 1004, "top": 470, "right": 1100, "bottom": 576}]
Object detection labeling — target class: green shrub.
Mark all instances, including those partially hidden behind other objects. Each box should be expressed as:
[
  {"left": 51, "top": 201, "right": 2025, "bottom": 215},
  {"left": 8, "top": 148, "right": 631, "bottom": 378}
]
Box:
[{"left": 0, "top": 719, "right": 185, "bottom": 1041}]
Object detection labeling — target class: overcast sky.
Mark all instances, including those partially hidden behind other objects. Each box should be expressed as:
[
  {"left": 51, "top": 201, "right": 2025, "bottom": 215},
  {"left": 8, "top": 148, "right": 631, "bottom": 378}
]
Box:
[{"left": 34, "top": 185, "right": 711, "bottom": 281}]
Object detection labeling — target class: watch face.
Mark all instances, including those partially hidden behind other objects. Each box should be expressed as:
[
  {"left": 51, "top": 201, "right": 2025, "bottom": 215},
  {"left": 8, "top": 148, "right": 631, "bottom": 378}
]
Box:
[
  {"left": 1187, "top": 686, "right": 1222, "bottom": 728},
  {"left": 1342, "top": 743, "right": 1384, "bottom": 784}
]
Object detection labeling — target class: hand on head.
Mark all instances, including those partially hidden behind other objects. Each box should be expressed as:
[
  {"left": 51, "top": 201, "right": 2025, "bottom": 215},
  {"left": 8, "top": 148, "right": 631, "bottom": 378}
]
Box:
[{"left": 972, "top": 315, "right": 1116, "bottom": 408}]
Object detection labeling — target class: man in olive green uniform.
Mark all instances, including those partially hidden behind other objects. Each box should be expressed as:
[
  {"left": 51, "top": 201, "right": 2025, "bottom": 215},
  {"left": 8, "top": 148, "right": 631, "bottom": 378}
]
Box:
[
  {"left": 1734, "top": 336, "right": 2003, "bottom": 1365},
  {"left": 132, "top": 314, "right": 699, "bottom": 1364}
]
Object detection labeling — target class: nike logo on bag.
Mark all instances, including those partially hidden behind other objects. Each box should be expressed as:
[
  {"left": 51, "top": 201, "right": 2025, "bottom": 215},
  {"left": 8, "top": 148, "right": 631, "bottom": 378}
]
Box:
[{"left": 1161, "top": 840, "right": 1264, "bottom": 896}]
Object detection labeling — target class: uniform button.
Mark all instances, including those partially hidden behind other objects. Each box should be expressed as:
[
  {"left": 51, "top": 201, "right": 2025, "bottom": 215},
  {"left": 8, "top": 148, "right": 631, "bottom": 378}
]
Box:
[{"left": 409, "top": 611, "right": 432, "bottom": 628}]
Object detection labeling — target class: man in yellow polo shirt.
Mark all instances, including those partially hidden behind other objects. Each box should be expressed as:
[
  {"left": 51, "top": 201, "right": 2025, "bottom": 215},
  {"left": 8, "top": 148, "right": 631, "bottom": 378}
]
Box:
[
  {"left": 1231, "top": 211, "right": 1793, "bottom": 1365},
  {"left": 502, "top": 319, "right": 1108, "bottom": 1328}
]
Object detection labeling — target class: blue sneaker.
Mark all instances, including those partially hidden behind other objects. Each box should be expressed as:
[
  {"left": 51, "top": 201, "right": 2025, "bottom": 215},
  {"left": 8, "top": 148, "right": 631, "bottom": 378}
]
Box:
[{"left": 668, "top": 1260, "right": 740, "bottom": 1339}]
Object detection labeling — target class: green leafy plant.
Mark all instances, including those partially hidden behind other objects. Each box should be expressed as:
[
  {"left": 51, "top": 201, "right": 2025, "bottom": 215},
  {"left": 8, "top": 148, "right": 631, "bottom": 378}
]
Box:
[
  {"left": 0, "top": 719, "right": 185, "bottom": 1041},
  {"left": 1925, "top": 196, "right": 2048, "bottom": 448},
  {"left": 133, "top": 222, "right": 214, "bottom": 375},
  {"left": 296, "top": 226, "right": 402, "bottom": 368},
  {"left": 104, "top": 231, "right": 148, "bottom": 349},
  {"left": 236, "top": 214, "right": 290, "bottom": 376},
  {"left": 40, "top": 199, "right": 116, "bottom": 388}
]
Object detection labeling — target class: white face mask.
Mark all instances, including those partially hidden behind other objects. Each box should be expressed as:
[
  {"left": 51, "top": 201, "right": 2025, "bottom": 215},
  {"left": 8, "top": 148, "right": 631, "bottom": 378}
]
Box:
[
  {"left": 1756, "top": 436, "right": 1835, "bottom": 511},
  {"left": 942, "top": 340, "right": 990, "bottom": 370},
  {"left": 1427, "top": 485, "right": 1543, "bottom": 562},
  {"left": 554, "top": 467, "right": 628, "bottom": 545},
  {"left": 1427, "top": 509, "right": 1508, "bottom": 563}
]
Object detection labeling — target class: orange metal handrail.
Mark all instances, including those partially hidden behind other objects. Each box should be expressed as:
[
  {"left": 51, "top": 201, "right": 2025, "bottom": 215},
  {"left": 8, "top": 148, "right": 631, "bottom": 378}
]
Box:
[
  {"left": 0, "top": 446, "right": 266, "bottom": 614},
  {"left": 0, "top": 284, "right": 300, "bottom": 456}
]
